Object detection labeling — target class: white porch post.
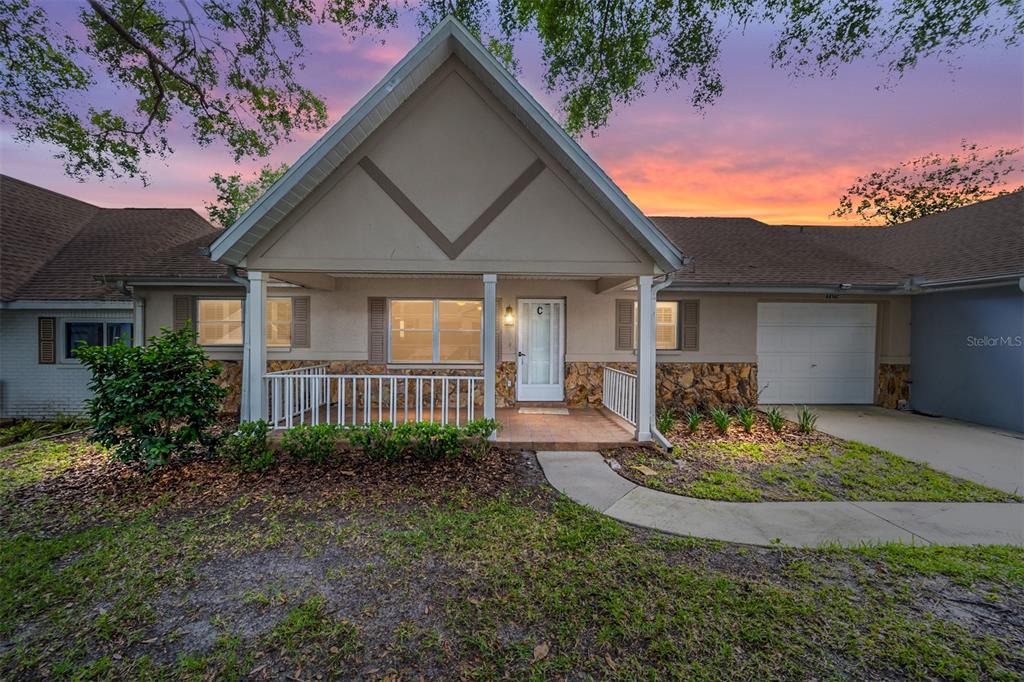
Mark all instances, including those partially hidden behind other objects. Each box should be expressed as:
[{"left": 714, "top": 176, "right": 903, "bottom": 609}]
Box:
[
  {"left": 635, "top": 275, "right": 655, "bottom": 441},
  {"left": 244, "top": 270, "right": 267, "bottom": 422},
  {"left": 482, "top": 274, "right": 497, "bottom": 421},
  {"left": 132, "top": 297, "right": 145, "bottom": 347}
]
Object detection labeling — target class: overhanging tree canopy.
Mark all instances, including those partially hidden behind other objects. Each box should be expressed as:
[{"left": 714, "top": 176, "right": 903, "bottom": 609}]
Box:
[{"left": 1, "top": 0, "right": 1021, "bottom": 182}]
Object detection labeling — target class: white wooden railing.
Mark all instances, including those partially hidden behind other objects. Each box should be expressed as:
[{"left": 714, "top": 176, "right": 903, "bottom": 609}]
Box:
[
  {"left": 602, "top": 366, "right": 637, "bottom": 426},
  {"left": 264, "top": 365, "right": 484, "bottom": 430}
]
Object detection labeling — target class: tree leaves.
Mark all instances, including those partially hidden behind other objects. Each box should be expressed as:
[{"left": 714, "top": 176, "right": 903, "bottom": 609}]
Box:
[
  {"left": 832, "top": 139, "right": 1024, "bottom": 225},
  {"left": 205, "top": 163, "right": 290, "bottom": 228},
  {"left": 0, "top": 1, "right": 1020, "bottom": 181}
]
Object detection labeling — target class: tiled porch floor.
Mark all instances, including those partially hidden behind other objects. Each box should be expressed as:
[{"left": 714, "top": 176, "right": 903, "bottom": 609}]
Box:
[
  {"left": 494, "top": 406, "right": 635, "bottom": 450},
  {"left": 272, "top": 404, "right": 635, "bottom": 450}
]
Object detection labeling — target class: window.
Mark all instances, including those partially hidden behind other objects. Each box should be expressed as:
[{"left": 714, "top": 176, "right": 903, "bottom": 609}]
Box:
[
  {"left": 196, "top": 299, "right": 243, "bottom": 346},
  {"left": 633, "top": 301, "right": 680, "bottom": 350},
  {"left": 64, "top": 321, "right": 134, "bottom": 358},
  {"left": 389, "top": 299, "right": 482, "bottom": 363},
  {"left": 194, "top": 297, "right": 301, "bottom": 348}
]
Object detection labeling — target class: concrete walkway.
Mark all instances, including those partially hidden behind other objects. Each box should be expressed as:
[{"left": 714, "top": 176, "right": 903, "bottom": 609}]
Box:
[
  {"left": 775, "top": 405, "right": 1024, "bottom": 496},
  {"left": 537, "top": 451, "right": 1024, "bottom": 547}
]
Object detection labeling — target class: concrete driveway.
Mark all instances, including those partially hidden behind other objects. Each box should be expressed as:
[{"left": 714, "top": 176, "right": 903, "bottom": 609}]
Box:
[{"left": 775, "top": 405, "right": 1024, "bottom": 496}]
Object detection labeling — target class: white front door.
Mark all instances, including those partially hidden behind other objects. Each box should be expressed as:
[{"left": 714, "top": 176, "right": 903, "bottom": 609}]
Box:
[
  {"left": 756, "top": 302, "right": 877, "bottom": 404},
  {"left": 516, "top": 299, "right": 565, "bottom": 401}
]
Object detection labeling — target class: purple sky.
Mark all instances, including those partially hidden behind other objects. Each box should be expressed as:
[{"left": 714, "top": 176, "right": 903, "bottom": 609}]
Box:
[{"left": 1, "top": 4, "right": 1021, "bottom": 224}]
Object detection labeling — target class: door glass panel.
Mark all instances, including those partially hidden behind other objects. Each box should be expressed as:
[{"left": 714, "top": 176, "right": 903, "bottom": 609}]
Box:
[{"left": 525, "top": 303, "right": 552, "bottom": 385}]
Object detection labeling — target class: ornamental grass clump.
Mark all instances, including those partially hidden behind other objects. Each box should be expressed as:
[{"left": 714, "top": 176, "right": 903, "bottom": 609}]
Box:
[
  {"left": 709, "top": 407, "right": 731, "bottom": 434},
  {"left": 796, "top": 406, "right": 818, "bottom": 433},
  {"left": 656, "top": 409, "right": 677, "bottom": 434},
  {"left": 764, "top": 407, "right": 786, "bottom": 433},
  {"left": 685, "top": 409, "right": 702, "bottom": 433},
  {"left": 735, "top": 405, "right": 756, "bottom": 433}
]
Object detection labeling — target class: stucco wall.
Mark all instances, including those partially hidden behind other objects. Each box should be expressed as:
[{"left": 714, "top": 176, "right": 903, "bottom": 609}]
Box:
[
  {"left": 245, "top": 58, "right": 656, "bottom": 276},
  {"left": 140, "top": 280, "right": 911, "bottom": 368},
  {"left": 0, "top": 307, "right": 133, "bottom": 419},
  {"left": 911, "top": 284, "right": 1023, "bottom": 432}
]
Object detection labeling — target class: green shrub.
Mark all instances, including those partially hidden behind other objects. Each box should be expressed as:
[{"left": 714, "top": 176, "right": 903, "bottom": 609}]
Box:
[
  {"left": 74, "top": 326, "right": 226, "bottom": 467},
  {"left": 796, "top": 406, "right": 818, "bottom": 433},
  {"left": 709, "top": 407, "right": 731, "bottom": 434},
  {"left": 347, "top": 418, "right": 500, "bottom": 461},
  {"left": 219, "top": 420, "right": 274, "bottom": 471},
  {"left": 280, "top": 423, "right": 341, "bottom": 464},
  {"left": 764, "top": 407, "right": 786, "bottom": 433},
  {"left": 735, "top": 405, "right": 755, "bottom": 433},
  {"left": 656, "top": 409, "right": 677, "bottom": 434},
  {"left": 684, "top": 409, "right": 702, "bottom": 433}
]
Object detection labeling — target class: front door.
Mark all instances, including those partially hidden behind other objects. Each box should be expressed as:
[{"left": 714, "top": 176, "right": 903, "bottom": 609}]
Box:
[{"left": 516, "top": 299, "right": 565, "bottom": 401}]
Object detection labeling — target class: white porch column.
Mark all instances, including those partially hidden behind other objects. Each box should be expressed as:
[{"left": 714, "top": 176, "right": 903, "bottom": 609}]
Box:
[
  {"left": 132, "top": 297, "right": 145, "bottom": 347},
  {"left": 244, "top": 270, "right": 268, "bottom": 422},
  {"left": 482, "top": 274, "right": 497, "bottom": 421},
  {"left": 635, "top": 275, "right": 655, "bottom": 441}
]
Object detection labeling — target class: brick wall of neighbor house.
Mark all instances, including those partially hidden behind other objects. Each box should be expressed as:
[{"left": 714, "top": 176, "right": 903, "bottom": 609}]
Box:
[
  {"left": 0, "top": 308, "right": 133, "bottom": 420},
  {"left": 876, "top": 363, "right": 911, "bottom": 409}
]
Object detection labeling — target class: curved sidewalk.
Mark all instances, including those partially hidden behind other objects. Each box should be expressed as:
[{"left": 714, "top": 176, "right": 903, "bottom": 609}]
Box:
[{"left": 537, "top": 451, "right": 1024, "bottom": 547}]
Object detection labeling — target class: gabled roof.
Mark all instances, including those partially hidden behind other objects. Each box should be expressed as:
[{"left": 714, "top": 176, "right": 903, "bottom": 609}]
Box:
[
  {"left": 208, "top": 15, "right": 683, "bottom": 273},
  {"left": 653, "top": 191, "right": 1024, "bottom": 290},
  {"left": 0, "top": 175, "right": 230, "bottom": 301}
]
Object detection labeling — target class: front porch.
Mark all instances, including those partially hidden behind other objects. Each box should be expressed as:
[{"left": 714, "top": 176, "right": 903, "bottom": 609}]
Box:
[{"left": 261, "top": 364, "right": 637, "bottom": 449}]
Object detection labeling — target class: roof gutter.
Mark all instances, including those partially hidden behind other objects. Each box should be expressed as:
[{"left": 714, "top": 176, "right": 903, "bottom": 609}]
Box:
[{"left": 664, "top": 282, "right": 905, "bottom": 295}]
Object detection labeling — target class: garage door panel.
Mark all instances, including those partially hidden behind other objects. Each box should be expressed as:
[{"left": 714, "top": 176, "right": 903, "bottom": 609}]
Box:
[{"left": 756, "top": 303, "right": 877, "bottom": 405}]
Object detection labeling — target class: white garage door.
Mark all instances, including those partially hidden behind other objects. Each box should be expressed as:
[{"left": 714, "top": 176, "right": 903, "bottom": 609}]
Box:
[{"left": 757, "top": 303, "right": 877, "bottom": 404}]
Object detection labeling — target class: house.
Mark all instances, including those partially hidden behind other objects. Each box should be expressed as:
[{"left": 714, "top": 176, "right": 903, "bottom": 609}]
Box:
[
  {"left": 0, "top": 175, "right": 237, "bottom": 419},
  {"left": 2, "top": 17, "right": 1021, "bottom": 438}
]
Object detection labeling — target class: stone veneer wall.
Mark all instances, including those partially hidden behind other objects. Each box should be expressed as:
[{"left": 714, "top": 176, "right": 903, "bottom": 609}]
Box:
[
  {"left": 876, "top": 363, "right": 911, "bottom": 409},
  {"left": 214, "top": 359, "right": 759, "bottom": 415},
  {"left": 564, "top": 361, "right": 758, "bottom": 410}
]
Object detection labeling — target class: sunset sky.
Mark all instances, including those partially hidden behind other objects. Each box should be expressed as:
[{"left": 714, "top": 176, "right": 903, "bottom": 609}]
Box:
[{"left": 1, "top": 5, "right": 1021, "bottom": 225}]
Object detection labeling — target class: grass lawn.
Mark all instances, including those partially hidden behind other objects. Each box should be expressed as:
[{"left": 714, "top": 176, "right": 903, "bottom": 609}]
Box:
[
  {"left": 2, "top": 435, "right": 1023, "bottom": 680},
  {"left": 605, "top": 415, "right": 1021, "bottom": 503}
]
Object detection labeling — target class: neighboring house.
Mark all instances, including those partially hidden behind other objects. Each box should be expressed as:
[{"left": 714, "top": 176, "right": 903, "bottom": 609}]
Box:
[
  {"left": 2, "top": 17, "right": 1020, "bottom": 436},
  {"left": 0, "top": 175, "right": 237, "bottom": 419}
]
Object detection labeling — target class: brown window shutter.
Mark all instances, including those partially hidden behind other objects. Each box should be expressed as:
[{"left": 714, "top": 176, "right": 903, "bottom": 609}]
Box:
[
  {"left": 173, "top": 295, "right": 194, "bottom": 331},
  {"left": 615, "top": 299, "right": 634, "bottom": 351},
  {"left": 495, "top": 297, "right": 502, "bottom": 362},
  {"left": 38, "top": 317, "right": 56, "bottom": 364},
  {"left": 368, "top": 297, "right": 386, "bottom": 362},
  {"left": 681, "top": 300, "right": 700, "bottom": 351},
  {"left": 291, "top": 296, "right": 311, "bottom": 348}
]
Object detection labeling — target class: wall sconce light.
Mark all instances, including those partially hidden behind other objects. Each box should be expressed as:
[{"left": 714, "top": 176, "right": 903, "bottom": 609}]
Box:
[{"left": 503, "top": 305, "right": 515, "bottom": 326}]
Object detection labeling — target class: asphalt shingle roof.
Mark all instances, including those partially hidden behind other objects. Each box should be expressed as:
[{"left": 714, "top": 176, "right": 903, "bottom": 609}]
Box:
[
  {"left": 1, "top": 175, "right": 230, "bottom": 301},
  {"left": 652, "top": 192, "right": 1024, "bottom": 288}
]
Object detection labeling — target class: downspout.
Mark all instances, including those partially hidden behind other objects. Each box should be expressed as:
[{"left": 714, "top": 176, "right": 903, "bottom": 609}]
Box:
[
  {"left": 116, "top": 279, "right": 146, "bottom": 347},
  {"left": 227, "top": 267, "right": 252, "bottom": 422},
  {"left": 648, "top": 275, "right": 674, "bottom": 450}
]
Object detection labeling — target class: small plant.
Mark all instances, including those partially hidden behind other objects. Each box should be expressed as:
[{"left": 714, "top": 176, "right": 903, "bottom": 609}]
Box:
[
  {"left": 735, "top": 405, "right": 755, "bottom": 433},
  {"left": 656, "top": 409, "right": 677, "bottom": 434},
  {"left": 346, "top": 418, "right": 500, "bottom": 461},
  {"left": 280, "top": 423, "right": 341, "bottom": 464},
  {"left": 764, "top": 407, "right": 786, "bottom": 433},
  {"left": 219, "top": 420, "right": 274, "bottom": 471},
  {"left": 796, "top": 406, "right": 818, "bottom": 433},
  {"left": 684, "top": 409, "right": 702, "bottom": 433},
  {"left": 709, "top": 406, "right": 731, "bottom": 434}
]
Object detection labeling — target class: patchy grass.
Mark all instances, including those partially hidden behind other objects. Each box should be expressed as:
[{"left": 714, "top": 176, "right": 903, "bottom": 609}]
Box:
[
  {"left": 1, "top": 436, "right": 1022, "bottom": 680},
  {"left": 0, "top": 438, "right": 95, "bottom": 499},
  {"left": 0, "top": 418, "right": 87, "bottom": 448},
  {"left": 606, "top": 430, "right": 1020, "bottom": 503}
]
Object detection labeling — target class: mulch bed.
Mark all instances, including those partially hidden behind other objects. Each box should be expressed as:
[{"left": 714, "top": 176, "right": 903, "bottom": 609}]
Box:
[{"left": 1, "top": 433, "right": 543, "bottom": 534}]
